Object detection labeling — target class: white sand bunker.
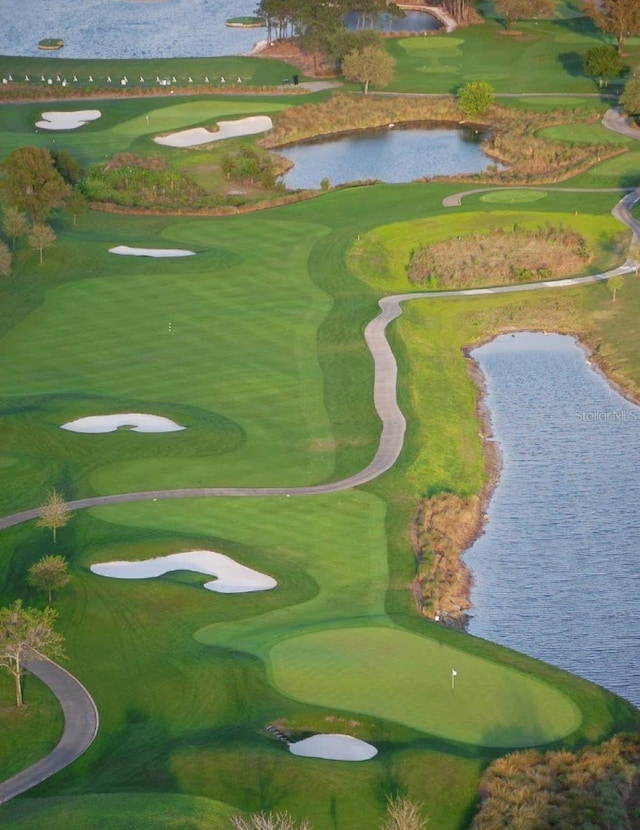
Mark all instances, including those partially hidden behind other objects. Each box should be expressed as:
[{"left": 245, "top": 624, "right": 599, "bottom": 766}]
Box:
[
  {"left": 154, "top": 115, "right": 273, "bottom": 148},
  {"left": 36, "top": 109, "right": 101, "bottom": 130},
  {"left": 109, "top": 245, "right": 195, "bottom": 258},
  {"left": 289, "top": 734, "right": 377, "bottom": 761},
  {"left": 91, "top": 550, "right": 277, "bottom": 594},
  {"left": 61, "top": 413, "right": 185, "bottom": 433}
]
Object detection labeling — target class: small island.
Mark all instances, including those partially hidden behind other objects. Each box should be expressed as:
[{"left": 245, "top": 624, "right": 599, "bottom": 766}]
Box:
[
  {"left": 38, "top": 38, "right": 64, "bottom": 50},
  {"left": 225, "top": 16, "right": 265, "bottom": 28}
]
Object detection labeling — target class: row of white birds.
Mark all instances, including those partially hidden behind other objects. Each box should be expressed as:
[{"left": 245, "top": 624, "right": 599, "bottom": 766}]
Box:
[{"left": 2, "top": 74, "right": 244, "bottom": 85}]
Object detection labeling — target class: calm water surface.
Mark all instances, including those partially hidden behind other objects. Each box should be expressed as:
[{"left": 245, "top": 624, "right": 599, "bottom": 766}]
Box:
[
  {"left": 280, "top": 127, "right": 493, "bottom": 189},
  {"left": 0, "top": 0, "right": 261, "bottom": 58},
  {"left": 344, "top": 10, "right": 442, "bottom": 33},
  {"left": 465, "top": 332, "right": 640, "bottom": 707}
]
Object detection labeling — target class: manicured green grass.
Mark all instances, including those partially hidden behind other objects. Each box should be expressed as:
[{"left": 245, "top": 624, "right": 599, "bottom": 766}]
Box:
[
  {"left": 269, "top": 627, "right": 581, "bottom": 747},
  {"left": 0, "top": 95, "right": 291, "bottom": 167},
  {"left": 0, "top": 793, "right": 236, "bottom": 829},
  {"left": 479, "top": 189, "right": 548, "bottom": 203},
  {"left": 0, "top": 55, "right": 303, "bottom": 90},
  {"left": 0, "top": 671, "right": 63, "bottom": 780},
  {"left": 538, "top": 123, "right": 634, "bottom": 145},
  {"left": 385, "top": 17, "right": 640, "bottom": 94}
]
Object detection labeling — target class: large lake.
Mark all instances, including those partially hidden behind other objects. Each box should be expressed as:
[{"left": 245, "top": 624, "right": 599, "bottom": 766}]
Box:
[
  {"left": 465, "top": 332, "right": 640, "bottom": 708},
  {"left": 280, "top": 127, "right": 493, "bottom": 189},
  {"left": 0, "top": 0, "right": 262, "bottom": 59}
]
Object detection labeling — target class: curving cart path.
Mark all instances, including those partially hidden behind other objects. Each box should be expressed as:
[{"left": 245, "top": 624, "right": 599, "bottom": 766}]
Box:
[
  {"left": 0, "top": 183, "right": 639, "bottom": 802},
  {"left": 0, "top": 655, "right": 98, "bottom": 805}
]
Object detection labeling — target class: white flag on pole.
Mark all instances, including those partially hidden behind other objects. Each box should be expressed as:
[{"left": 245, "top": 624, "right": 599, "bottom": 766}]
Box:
[{"left": 451, "top": 669, "right": 457, "bottom": 676}]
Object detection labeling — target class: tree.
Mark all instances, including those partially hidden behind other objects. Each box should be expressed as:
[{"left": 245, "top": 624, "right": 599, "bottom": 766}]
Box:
[
  {"left": 620, "top": 77, "right": 640, "bottom": 115},
  {"left": 0, "top": 240, "right": 11, "bottom": 277},
  {"left": 382, "top": 796, "right": 428, "bottom": 830},
  {"left": 327, "top": 28, "right": 383, "bottom": 65},
  {"left": 342, "top": 44, "right": 395, "bottom": 94},
  {"left": 2, "top": 205, "right": 30, "bottom": 250},
  {"left": 582, "top": 0, "right": 640, "bottom": 55},
  {"left": 36, "top": 489, "right": 72, "bottom": 543},
  {"left": 51, "top": 148, "right": 82, "bottom": 185},
  {"left": 65, "top": 187, "right": 89, "bottom": 226},
  {"left": 28, "top": 555, "right": 71, "bottom": 604},
  {"left": 584, "top": 45, "right": 625, "bottom": 86},
  {"left": 28, "top": 222, "right": 56, "bottom": 264},
  {"left": 456, "top": 81, "right": 495, "bottom": 117},
  {"left": 0, "top": 600, "right": 64, "bottom": 706},
  {"left": 608, "top": 274, "right": 623, "bottom": 301},
  {"left": 495, "top": 0, "right": 554, "bottom": 31},
  {"left": 2, "top": 146, "right": 69, "bottom": 222}
]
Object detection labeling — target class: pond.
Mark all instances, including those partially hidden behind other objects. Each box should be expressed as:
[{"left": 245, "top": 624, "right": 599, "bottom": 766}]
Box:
[
  {"left": 344, "top": 10, "right": 442, "bottom": 33},
  {"left": 279, "top": 126, "right": 495, "bottom": 189},
  {"left": 465, "top": 332, "right": 640, "bottom": 707},
  {"left": 0, "top": 0, "right": 262, "bottom": 59}
]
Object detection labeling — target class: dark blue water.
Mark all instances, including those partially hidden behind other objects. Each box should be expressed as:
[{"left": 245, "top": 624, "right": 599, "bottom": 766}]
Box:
[
  {"left": 280, "top": 127, "right": 493, "bottom": 189},
  {"left": 0, "top": 0, "right": 262, "bottom": 59},
  {"left": 465, "top": 332, "right": 640, "bottom": 707},
  {"left": 344, "top": 10, "right": 442, "bottom": 33}
]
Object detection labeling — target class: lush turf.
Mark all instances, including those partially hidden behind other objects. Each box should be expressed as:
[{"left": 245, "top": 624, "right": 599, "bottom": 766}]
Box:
[
  {"left": 385, "top": 17, "right": 640, "bottom": 94},
  {"left": 0, "top": 793, "right": 236, "bottom": 829},
  {"left": 0, "top": 671, "right": 63, "bottom": 780},
  {"left": 269, "top": 627, "right": 581, "bottom": 747},
  {"left": 1, "top": 26, "right": 640, "bottom": 829},
  {"left": 0, "top": 55, "right": 305, "bottom": 90},
  {"left": 0, "top": 95, "right": 292, "bottom": 167}
]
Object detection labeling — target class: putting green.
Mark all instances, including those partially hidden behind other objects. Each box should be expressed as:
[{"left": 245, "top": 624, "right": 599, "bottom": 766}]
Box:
[
  {"left": 269, "top": 627, "right": 581, "bottom": 747},
  {"left": 479, "top": 190, "right": 547, "bottom": 204}
]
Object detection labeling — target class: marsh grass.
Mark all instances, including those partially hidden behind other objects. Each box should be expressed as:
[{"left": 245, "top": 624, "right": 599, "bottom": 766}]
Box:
[{"left": 406, "top": 224, "right": 591, "bottom": 288}]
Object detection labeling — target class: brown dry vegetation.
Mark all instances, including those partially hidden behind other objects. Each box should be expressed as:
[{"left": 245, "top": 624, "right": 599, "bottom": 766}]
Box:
[
  {"left": 407, "top": 224, "right": 591, "bottom": 288},
  {"left": 262, "top": 95, "right": 624, "bottom": 183},
  {"left": 413, "top": 492, "right": 480, "bottom": 625},
  {"left": 473, "top": 734, "right": 640, "bottom": 830}
]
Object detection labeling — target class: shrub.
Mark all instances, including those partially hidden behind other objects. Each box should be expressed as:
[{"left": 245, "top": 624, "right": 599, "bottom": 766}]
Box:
[{"left": 456, "top": 81, "right": 495, "bottom": 117}]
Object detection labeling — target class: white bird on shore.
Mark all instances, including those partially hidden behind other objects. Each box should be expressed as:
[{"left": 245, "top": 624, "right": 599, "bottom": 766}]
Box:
[
  {"left": 188, "top": 76, "right": 193, "bottom": 83},
  {"left": 73, "top": 75, "right": 78, "bottom": 82},
  {"left": 8, "top": 74, "right": 12, "bottom": 81},
  {"left": 204, "top": 76, "right": 209, "bottom": 83},
  {"left": 171, "top": 76, "right": 177, "bottom": 83},
  {"left": 140, "top": 76, "right": 144, "bottom": 83},
  {"left": 107, "top": 75, "right": 112, "bottom": 82},
  {"left": 56, "top": 74, "right": 61, "bottom": 82},
  {"left": 89, "top": 75, "right": 93, "bottom": 82},
  {"left": 25, "top": 75, "right": 29, "bottom": 82}
]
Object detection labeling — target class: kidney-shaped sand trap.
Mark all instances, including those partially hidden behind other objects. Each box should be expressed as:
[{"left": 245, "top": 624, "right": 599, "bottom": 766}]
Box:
[
  {"left": 36, "top": 109, "right": 102, "bottom": 130},
  {"left": 289, "top": 734, "right": 377, "bottom": 762},
  {"left": 109, "top": 245, "right": 195, "bottom": 258},
  {"left": 91, "top": 550, "right": 277, "bottom": 594},
  {"left": 61, "top": 413, "right": 185, "bottom": 433},
  {"left": 154, "top": 115, "right": 273, "bottom": 148}
]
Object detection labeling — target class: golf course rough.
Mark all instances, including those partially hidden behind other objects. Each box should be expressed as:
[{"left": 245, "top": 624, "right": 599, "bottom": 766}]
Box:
[{"left": 269, "top": 627, "right": 581, "bottom": 748}]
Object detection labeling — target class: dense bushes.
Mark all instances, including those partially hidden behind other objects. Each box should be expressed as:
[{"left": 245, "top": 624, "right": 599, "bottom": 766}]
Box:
[
  {"left": 83, "top": 152, "right": 218, "bottom": 209},
  {"left": 473, "top": 734, "right": 640, "bottom": 830},
  {"left": 406, "top": 224, "right": 592, "bottom": 288}
]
